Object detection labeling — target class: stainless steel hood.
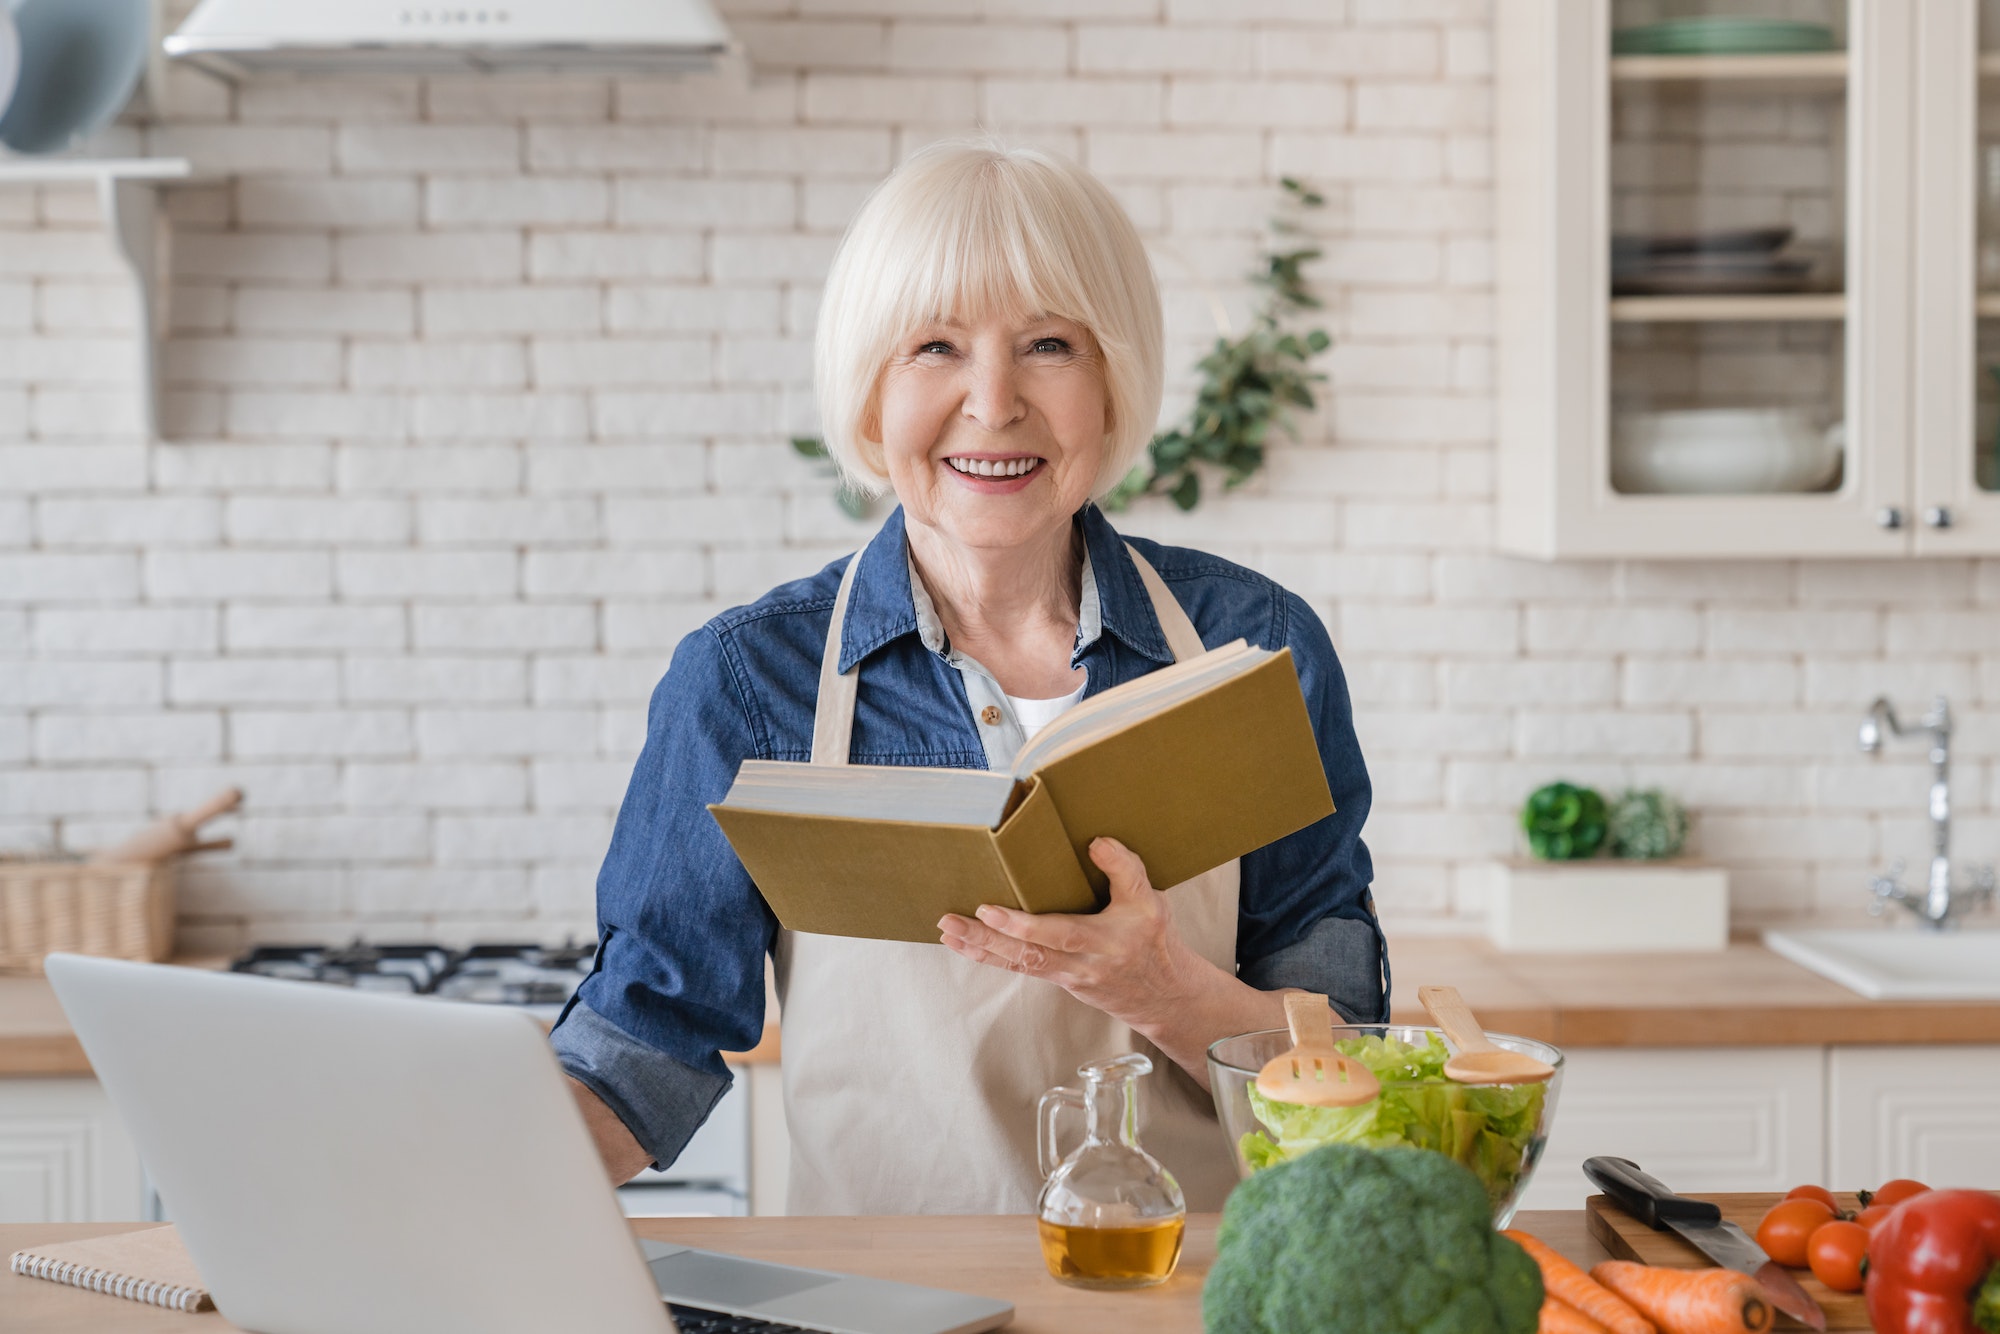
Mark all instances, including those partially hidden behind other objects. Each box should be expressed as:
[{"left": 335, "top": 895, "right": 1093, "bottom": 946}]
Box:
[{"left": 163, "top": 0, "right": 734, "bottom": 79}]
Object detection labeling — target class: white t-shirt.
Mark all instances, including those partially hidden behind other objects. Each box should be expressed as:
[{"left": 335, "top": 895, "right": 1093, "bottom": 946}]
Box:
[{"left": 1004, "top": 681, "right": 1088, "bottom": 741}]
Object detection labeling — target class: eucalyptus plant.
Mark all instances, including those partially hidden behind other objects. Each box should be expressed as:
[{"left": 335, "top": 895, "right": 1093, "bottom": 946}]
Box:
[{"left": 1104, "top": 176, "right": 1332, "bottom": 512}]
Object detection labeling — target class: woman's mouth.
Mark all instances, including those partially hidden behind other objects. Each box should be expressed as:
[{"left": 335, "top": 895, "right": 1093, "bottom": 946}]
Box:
[{"left": 942, "top": 455, "right": 1045, "bottom": 492}]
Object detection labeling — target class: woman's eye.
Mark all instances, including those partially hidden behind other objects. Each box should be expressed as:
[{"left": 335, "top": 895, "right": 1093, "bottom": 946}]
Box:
[
  {"left": 916, "top": 341, "right": 953, "bottom": 356},
  {"left": 1031, "top": 338, "right": 1072, "bottom": 354}
]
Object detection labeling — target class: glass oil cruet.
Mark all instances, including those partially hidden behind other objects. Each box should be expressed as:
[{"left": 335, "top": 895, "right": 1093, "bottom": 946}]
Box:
[{"left": 1035, "top": 1052, "right": 1186, "bottom": 1289}]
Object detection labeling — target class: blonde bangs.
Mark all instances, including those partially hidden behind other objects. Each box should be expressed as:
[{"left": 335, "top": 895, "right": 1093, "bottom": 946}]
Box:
[{"left": 815, "top": 143, "right": 1163, "bottom": 498}]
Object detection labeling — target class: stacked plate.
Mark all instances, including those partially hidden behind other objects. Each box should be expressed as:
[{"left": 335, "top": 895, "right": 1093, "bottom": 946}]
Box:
[
  {"left": 1611, "top": 16, "right": 1838, "bottom": 56},
  {"left": 1612, "top": 226, "right": 1819, "bottom": 296},
  {"left": 0, "top": 0, "right": 151, "bottom": 156}
]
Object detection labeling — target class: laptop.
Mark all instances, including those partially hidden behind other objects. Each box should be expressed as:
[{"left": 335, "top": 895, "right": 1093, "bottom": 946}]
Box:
[{"left": 43, "top": 953, "right": 1014, "bottom": 1334}]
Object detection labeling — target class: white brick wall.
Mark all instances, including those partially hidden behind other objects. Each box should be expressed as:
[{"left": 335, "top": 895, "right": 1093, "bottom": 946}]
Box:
[{"left": 2, "top": 0, "right": 1996, "bottom": 951}]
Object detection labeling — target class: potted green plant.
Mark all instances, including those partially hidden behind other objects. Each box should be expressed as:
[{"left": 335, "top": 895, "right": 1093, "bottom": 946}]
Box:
[{"left": 1481, "top": 782, "right": 1727, "bottom": 953}]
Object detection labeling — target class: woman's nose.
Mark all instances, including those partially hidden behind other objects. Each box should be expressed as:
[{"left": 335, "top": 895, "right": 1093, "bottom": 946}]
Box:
[{"left": 960, "top": 355, "right": 1026, "bottom": 431}]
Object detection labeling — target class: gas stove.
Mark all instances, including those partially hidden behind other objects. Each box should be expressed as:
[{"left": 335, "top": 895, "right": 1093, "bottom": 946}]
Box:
[{"left": 229, "top": 940, "right": 596, "bottom": 1016}]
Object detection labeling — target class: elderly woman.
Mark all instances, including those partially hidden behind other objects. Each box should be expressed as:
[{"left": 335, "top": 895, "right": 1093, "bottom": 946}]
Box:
[{"left": 552, "top": 142, "right": 1384, "bottom": 1216}]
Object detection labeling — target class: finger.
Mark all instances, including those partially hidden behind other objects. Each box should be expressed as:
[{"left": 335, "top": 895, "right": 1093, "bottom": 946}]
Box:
[
  {"left": 944, "top": 911, "right": 1057, "bottom": 972},
  {"left": 944, "top": 929, "right": 1052, "bottom": 977},
  {"left": 1089, "top": 836, "right": 1154, "bottom": 903},
  {"left": 970, "top": 902, "right": 1092, "bottom": 952}
]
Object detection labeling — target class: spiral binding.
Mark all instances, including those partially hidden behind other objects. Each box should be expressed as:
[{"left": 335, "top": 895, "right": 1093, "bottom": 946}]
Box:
[{"left": 10, "top": 1249, "right": 211, "bottom": 1313}]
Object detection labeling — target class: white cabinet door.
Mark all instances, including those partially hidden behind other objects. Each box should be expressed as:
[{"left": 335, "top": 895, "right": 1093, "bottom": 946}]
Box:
[
  {"left": 1828, "top": 1045, "right": 2000, "bottom": 1187},
  {"left": 1518, "top": 1048, "right": 1827, "bottom": 1210},
  {"left": 0, "top": 1078, "right": 146, "bottom": 1223}
]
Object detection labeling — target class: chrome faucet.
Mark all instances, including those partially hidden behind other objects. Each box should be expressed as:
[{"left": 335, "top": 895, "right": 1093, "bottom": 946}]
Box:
[{"left": 1859, "top": 695, "right": 1995, "bottom": 930}]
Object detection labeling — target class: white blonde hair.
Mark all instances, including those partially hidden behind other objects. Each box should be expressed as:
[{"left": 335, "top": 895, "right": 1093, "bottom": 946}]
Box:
[{"left": 813, "top": 141, "right": 1163, "bottom": 499}]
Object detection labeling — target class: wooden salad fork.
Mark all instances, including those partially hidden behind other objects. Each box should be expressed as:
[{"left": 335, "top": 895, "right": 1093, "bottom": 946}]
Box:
[{"left": 1254, "top": 991, "right": 1381, "bottom": 1107}]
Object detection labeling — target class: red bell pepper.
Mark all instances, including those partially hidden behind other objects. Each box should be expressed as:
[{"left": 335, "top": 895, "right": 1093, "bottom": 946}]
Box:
[{"left": 1865, "top": 1189, "right": 2000, "bottom": 1334}]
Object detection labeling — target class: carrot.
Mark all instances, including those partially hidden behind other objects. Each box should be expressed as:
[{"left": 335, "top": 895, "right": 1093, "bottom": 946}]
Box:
[
  {"left": 1589, "top": 1262, "right": 1773, "bottom": 1334},
  {"left": 1503, "top": 1229, "right": 1655, "bottom": 1334},
  {"left": 1540, "top": 1297, "right": 1612, "bottom": 1334}
]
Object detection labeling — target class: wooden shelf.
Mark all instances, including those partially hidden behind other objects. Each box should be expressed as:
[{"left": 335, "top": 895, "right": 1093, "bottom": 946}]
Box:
[
  {"left": 0, "top": 158, "right": 215, "bottom": 439},
  {"left": 1977, "top": 293, "right": 2000, "bottom": 318},
  {"left": 1609, "top": 293, "right": 1847, "bottom": 323},
  {"left": 1979, "top": 52, "right": 2000, "bottom": 80},
  {"left": 1610, "top": 52, "right": 1848, "bottom": 92}
]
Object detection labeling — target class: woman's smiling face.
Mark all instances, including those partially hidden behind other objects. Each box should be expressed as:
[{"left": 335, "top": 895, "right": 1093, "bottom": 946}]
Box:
[{"left": 872, "top": 309, "right": 1109, "bottom": 552}]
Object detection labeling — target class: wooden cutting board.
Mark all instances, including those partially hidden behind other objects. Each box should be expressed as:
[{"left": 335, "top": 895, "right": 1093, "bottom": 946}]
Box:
[{"left": 1584, "top": 1192, "right": 1870, "bottom": 1331}]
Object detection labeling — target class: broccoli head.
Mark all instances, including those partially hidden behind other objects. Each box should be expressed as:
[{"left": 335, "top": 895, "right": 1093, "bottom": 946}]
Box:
[{"left": 1202, "top": 1143, "right": 1543, "bottom": 1334}]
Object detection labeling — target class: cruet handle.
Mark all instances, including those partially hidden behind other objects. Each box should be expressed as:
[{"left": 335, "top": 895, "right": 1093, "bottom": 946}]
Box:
[{"left": 1037, "top": 1085, "right": 1086, "bottom": 1180}]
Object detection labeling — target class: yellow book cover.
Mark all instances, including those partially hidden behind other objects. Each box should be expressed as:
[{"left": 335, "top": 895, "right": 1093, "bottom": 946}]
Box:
[{"left": 709, "top": 642, "right": 1335, "bottom": 943}]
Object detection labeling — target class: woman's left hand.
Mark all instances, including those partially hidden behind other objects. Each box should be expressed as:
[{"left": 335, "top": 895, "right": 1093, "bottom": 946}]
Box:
[{"left": 937, "top": 836, "right": 1204, "bottom": 1032}]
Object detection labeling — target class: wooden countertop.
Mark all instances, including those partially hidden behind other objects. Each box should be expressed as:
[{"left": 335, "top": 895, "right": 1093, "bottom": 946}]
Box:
[
  {"left": 0, "top": 962, "right": 779, "bottom": 1078},
  {"left": 7, "top": 931, "right": 1998, "bottom": 1078},
  {"left": 0, "top": 1208, "right": 1610, "bottom": 1333},
  {"left": 1384, "top": 935, "right": 2000, "bottom": 1047}
]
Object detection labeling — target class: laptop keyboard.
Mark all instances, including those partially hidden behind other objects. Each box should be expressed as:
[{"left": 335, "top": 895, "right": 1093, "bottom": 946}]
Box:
[{"left": 669, "top": 1303, "right": 817, "bottom": 1333}]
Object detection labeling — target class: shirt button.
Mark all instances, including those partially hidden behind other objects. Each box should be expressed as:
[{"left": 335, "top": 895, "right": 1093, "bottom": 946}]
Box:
[{"left": 979, "top": 705, "right": 1002, "bottom": 726}]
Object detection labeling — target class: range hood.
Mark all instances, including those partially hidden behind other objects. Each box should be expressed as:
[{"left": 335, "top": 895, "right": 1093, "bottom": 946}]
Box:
[{"left": 163, "top": 0, "right": 734, "bottom": 79}]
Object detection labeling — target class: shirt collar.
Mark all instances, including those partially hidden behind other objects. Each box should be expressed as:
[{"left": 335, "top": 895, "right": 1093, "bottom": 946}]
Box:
[{"left": 835, "top": 503, "right": 1176, "bottom": 673}]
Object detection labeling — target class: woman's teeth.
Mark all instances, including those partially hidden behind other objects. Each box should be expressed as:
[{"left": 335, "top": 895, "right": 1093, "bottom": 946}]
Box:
[{"left": 947, "top": 457, "right": 1040, "bottom": 478}]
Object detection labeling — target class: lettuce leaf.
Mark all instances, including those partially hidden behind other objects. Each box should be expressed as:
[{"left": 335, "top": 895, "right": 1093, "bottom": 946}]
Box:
[{"left": 1239, "top": 1033, "right": 1547, "bottom": 1209}]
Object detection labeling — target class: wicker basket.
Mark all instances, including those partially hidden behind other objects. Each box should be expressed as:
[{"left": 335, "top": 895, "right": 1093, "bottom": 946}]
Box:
[{"left": 0, "top": 859, "right": 175, "bottom": 974}]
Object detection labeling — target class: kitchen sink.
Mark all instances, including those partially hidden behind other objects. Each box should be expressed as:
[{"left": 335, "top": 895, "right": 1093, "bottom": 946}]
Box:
[{"left": 1762, "top": 927, "right": 2000, "bottom": 1000}]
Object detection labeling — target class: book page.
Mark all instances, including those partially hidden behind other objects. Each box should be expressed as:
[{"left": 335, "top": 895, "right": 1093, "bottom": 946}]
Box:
[
  {"left": 1011, "top": 640, "right": 1265, "bottom": 775},
  {"left": 721, "top": 760, "right": 1019, "bottom": 827}
]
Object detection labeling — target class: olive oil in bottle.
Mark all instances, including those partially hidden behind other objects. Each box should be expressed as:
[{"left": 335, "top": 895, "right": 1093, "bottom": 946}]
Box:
[
  {"left": 1035, "top": 1054, "right": 1187, "bottom": 1290},
  {"left": 1036, "top": 1216, "right": 1185, "bottom": 1289}
]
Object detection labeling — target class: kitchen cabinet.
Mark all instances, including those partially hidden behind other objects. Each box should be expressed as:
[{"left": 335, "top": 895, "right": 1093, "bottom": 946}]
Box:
[
  {"left": 1523, "top": 1043, "right": 2000, "bottom": 1209},
  {"left": 1518, "top": 1047, "right": 1826, "bottom": 1210},
  {"left": 1496, "top": 0, "right": 2000, "bottom": 558},
  {"left": 1827, "top": 1044, "right": 2000, "bottom": 1186},
  {"left": 0, "top": 1079, "right": 146, "bottom": 1224}
]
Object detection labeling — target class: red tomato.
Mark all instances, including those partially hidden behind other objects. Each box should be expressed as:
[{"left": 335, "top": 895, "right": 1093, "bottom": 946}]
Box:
[
  {"left": 1786, "top": 1184, "right": 1839, "bottom": 1210},
  {"left": 1757, "top": 1198, "right": 1838, "bottom": 1267},
  {"left": 1855, "top": 1204, "right": 1894, "bottom": 1231},
  {"left": 1869, "top": 1179, "right": 1930, "bottom": 1208},
  {"left": 1807, "top": 1220, "right": 1869, "bottom": 1292}
]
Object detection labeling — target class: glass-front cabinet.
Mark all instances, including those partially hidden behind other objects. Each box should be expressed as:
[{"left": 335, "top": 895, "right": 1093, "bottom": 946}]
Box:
[{"left": 1499, "top": 0, "right": 2000, "bottom": 557}]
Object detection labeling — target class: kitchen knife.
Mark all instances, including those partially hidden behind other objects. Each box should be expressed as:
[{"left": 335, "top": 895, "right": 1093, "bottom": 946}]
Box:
[{"left": 1583, "top": 1155, "right": 1826, "bottom": 1332}]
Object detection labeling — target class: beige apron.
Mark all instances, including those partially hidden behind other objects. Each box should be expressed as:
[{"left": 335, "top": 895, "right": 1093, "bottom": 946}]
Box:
[{"left": 772, "top": 542, "right": 1243, "bottom": 1216}]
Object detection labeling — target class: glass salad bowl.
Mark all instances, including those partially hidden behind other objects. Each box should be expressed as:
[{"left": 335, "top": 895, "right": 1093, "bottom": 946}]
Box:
[{"left": 1206, "top": 1024, "right": 1564, "bottom": 1227}]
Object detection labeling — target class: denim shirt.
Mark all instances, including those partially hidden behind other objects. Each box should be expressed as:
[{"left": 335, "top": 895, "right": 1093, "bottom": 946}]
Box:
[{"left": 552, "top": 504, "right": 1386, "bottom": 1170}]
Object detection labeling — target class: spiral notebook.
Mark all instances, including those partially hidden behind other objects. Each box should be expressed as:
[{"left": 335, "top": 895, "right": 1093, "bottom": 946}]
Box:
[{"left": 9, "top": 1224, "right": 213, "bottom": 1313}]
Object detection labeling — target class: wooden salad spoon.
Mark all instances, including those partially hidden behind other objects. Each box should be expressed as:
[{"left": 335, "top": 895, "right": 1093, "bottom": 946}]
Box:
[
  {"left": 1418, "top": 985, "right": 1556, "bottom": 1086},
  {"left": 1254, "top": 992, "right": 1381, "bottom": 1107}
]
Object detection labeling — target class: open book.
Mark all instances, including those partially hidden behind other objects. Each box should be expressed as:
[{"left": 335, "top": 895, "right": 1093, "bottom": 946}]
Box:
[{"left": 710, "top": 641, "right": 1335, "bottom": 942}]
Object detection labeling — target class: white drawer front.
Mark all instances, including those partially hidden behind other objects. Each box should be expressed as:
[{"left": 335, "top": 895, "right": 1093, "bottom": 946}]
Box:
[
  {"left": 1518, "top": 1048, "right": 1827, "bottom": 1211},
  {"left": 1829, "top": 1045, "right": 2000, "bottom": 1189}
]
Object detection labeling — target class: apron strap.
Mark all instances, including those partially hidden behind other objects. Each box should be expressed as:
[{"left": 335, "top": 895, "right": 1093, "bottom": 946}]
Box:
[
  {"left": 1122, "top": 543, "right": 1204, "bottom": 664},
  {"left": 809, "top": 537, "right": 1206, "bottom": 766},
  {"left": 810, "top": 555, "right": 864, "bottom": 766}
]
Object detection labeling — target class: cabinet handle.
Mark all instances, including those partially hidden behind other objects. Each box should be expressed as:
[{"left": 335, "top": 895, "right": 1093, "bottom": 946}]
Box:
[
  {"left": 1924, "top": 506, "right": 1953, "bottom": 529},
  {"left": 1876, "top": 506, "right": 1904, "bottom": 529}
]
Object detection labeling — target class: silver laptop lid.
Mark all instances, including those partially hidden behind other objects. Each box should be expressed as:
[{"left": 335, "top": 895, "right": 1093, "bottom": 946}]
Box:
[{"left": 43, "top": 953, "right": 672, "bottom": 1334}]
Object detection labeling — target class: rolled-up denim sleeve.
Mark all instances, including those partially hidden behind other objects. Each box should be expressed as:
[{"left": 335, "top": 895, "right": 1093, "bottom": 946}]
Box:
[
  {"left": 1235, "top": 589, "right": 1389, "bottom": 1022},
  {"left": 551, "top": 998, "right": 731, "bottom": 1170},
  {"left": 550, "top": 622, "right": 775, "bottom": 1169}
]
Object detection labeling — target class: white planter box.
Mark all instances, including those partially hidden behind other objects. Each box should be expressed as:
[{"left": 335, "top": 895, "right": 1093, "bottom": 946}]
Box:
[{"left": 1483, "top": 858, "right": 1729, "bottom": 953}]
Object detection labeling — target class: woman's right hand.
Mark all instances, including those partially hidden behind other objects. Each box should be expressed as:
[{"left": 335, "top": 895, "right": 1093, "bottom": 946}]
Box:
[{"left": 567, "top": 1076, "right": 654, "bottom": 1184}]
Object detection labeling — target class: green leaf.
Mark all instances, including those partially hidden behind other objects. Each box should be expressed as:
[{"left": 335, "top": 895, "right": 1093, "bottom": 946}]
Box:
[
  {"left": 1169, "top": 471, "right": 1200, "bottom": 511},
  {"left": 1305, "top": 329, "right": 1331, "bottom": 352},
  {"left": 836, "top": 488, "right": 872, "bottom": 521},
  {"left": 791, "top": 436, "right": 828, "bottom": 460}
]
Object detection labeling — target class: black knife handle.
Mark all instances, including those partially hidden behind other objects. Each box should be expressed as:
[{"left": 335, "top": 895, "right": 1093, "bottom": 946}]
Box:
[{"left": 1583, "top": 1156, "right": 1724, "bottom": 1230}]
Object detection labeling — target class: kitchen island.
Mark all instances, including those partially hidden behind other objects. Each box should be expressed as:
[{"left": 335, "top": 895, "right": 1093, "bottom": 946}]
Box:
[{"left": 0, "top": 1209, "right": 1613, "bottom": 1332}]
